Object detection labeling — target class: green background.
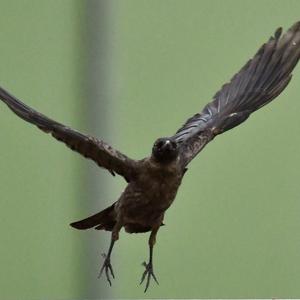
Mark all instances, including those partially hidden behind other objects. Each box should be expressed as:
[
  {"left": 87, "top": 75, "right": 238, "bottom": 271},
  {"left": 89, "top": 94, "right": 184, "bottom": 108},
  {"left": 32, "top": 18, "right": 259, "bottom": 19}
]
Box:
[{"left": 0, "top": 0, "right": 300, "bottom": 299}]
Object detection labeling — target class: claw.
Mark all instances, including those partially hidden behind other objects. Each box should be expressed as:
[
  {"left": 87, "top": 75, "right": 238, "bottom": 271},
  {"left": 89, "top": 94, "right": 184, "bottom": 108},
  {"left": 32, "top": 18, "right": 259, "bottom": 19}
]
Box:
[
  {"left": 140, "top": 261, "right": 159, "bottom": 292},
  {"left": 98, "top": 253, "right": 115, "bottom": 286}
]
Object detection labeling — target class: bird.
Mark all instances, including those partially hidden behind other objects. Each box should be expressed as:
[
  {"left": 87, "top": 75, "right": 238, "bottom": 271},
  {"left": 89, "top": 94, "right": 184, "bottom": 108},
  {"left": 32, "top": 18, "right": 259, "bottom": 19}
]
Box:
[{"left": 0, "top": 21, "right": 300, "bottom": 292}]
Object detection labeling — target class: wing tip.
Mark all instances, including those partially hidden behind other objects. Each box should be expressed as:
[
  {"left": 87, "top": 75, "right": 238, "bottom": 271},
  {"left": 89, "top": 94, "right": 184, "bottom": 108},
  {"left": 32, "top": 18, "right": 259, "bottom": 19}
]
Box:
[
  {"left": 290, "top": 20, "right": 300, "bottom": 32},
  {"left": 274, "top": 27, "right": 282, "bottom": 40}
]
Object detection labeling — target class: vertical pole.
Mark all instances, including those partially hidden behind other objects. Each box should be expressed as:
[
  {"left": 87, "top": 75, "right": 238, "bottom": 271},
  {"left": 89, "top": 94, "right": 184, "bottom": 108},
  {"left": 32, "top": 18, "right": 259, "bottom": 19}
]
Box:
[{"left": 84, "top": 0, "right": 114, "bottom": 298}]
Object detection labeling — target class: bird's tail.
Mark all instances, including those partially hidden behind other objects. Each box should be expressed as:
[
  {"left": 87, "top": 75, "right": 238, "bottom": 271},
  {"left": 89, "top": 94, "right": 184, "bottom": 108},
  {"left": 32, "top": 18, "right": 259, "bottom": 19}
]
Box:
[{"left": 70, "top": 203, "right": 116, "bottom": 231}]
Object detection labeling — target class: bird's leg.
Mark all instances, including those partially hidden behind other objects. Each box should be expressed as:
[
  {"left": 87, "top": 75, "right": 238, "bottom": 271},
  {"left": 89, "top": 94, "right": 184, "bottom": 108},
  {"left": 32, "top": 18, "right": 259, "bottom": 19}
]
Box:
[
  {"left": 98, "top": 222, "right": 122, "bottom": 286},
  {"left": 140, "top": 225, "right": 160, "bottom": 292}
]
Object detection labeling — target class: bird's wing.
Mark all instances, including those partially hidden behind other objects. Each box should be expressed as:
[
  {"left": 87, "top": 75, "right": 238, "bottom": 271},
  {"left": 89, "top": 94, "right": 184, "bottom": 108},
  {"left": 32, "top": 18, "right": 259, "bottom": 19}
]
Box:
[
  {"left": 0, "top": 87, "right": 137, "bottom": 181},
  {"left": 172, "top": 21, "right": 300, "bottom": 167}
]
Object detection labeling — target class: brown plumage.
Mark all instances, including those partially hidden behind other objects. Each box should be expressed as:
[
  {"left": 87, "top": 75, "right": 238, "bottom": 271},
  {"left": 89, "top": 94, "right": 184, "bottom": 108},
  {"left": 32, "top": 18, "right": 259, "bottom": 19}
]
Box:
[{"left": 0, "top": 22, "right": 300, "bottom": 292}]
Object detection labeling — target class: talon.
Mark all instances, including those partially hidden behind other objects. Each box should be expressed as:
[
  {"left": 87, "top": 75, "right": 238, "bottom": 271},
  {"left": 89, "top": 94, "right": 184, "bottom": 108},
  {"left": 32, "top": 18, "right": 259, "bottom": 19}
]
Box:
[
  {"left": 140, "top": 261, "right": 159, "bottom": 292},
  {"left": 98, "top": 254, "right": 115, "bottom": 286}
]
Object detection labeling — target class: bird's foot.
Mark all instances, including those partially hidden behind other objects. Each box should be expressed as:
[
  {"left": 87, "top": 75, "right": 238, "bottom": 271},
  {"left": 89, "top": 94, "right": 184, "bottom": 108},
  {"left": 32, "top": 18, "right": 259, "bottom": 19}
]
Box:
[
  {"left": 140, "top": 261, "right": 159, "bottom": 292},
  {"left": 98, "top": 253, "right": 115, "bottom": 286}
]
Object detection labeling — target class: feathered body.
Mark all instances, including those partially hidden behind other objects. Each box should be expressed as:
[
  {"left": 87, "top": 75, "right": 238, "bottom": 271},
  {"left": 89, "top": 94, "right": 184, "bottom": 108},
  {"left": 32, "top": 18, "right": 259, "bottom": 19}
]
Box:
[
  {"left": 0, "top": 22, "right": 300, "bottom": 291},
  {"left": 72, "top": 156, "right": 183, "bottom": 233}
]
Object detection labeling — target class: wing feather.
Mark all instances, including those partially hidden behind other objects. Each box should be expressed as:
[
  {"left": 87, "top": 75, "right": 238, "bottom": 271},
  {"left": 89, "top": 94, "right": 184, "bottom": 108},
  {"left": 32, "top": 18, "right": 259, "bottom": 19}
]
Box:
[
  {"left": 172, "top": 22, "right": 300, "bottom": 167},
  {"left": 0, "top": 86, "right": 137, "bottom": 181}
]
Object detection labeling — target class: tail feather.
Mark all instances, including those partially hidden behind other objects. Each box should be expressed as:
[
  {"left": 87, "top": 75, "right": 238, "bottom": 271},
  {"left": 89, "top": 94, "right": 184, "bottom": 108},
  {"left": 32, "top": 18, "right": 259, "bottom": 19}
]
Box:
[{"left": 70, "top": 203, "right": 116, "bottom": 231}]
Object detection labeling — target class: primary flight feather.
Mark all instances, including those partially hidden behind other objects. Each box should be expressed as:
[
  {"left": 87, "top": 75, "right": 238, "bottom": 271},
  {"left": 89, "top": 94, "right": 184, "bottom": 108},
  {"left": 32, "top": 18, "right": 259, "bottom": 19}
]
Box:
[{"left": 0, "top": 21, "right": 299, "bottom": 292}]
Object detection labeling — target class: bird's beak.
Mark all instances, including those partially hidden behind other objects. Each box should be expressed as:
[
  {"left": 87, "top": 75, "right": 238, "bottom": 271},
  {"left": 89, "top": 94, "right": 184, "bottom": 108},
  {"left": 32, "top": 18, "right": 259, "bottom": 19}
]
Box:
[{"left": 163, "top": 140, "right": 172, "bottom": 151}]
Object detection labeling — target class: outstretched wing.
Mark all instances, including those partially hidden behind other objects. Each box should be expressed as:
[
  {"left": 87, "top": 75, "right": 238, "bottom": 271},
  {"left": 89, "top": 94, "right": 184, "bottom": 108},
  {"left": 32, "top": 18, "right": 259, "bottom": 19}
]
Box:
[
  {"left": 172, "top": 21, "right": 300, "bottom": 167},
  {"left": 0, "top": 86, "right": 137, "bottom": 181}
]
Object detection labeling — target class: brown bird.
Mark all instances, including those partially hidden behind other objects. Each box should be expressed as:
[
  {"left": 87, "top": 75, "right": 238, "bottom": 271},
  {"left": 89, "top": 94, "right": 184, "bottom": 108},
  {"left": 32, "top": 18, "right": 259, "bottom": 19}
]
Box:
[{"left": 0, "top": 22, "right": 300, "bottom": 292}]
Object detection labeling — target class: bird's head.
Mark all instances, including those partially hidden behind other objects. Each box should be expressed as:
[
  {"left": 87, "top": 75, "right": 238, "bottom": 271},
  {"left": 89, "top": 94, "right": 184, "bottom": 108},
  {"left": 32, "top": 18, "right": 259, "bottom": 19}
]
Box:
[{"left": 152, "top": 137, "right": 179, "bottom": 163}]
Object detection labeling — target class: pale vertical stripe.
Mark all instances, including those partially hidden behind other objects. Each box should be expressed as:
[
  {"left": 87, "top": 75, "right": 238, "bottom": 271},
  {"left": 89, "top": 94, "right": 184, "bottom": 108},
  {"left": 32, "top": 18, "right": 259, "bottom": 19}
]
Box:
[{"left": 85, "top": 0, "right": 115, "bottom": 298}]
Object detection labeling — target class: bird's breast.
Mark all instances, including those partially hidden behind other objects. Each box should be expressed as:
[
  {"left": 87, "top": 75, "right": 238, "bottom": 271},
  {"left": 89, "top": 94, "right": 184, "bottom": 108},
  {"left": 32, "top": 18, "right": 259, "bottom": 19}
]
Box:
[{"left": 117, "top": 161, "right": 183, "bottom": 226}]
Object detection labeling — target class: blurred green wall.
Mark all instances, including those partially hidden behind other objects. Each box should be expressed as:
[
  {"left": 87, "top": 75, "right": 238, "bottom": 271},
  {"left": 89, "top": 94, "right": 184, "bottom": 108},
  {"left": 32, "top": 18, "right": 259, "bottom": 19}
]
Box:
[{"left": 1, "top": 1, "right": 300, "bottom": 299}]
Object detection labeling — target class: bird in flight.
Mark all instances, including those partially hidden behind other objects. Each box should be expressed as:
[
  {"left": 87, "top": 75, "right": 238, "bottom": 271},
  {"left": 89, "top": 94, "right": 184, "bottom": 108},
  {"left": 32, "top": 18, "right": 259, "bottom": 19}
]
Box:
[{"left": 0, "top": 21, "right": 300, "bottom": 292}]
